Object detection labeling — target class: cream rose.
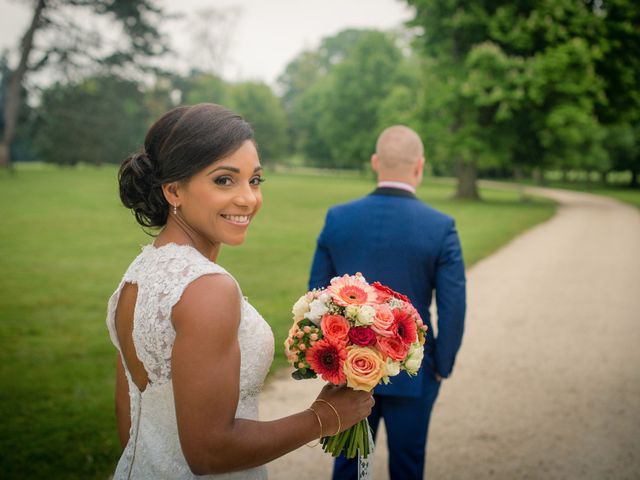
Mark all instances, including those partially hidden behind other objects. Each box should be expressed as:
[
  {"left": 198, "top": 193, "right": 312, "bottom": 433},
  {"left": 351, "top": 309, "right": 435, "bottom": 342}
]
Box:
[
  {"left": 354, "top": 305, "right": 376, "bottom": 326},
  {"left": 404, "top": 342, "right": 424, "bottom": 375},
  {"left": 292, "top": 294, "right": 311, "bottom": 321},
  {"left": 381, "top": 358, "right": 401, "bottom": 385},
  {"left": 304, "top": 293, "right": 330, "bottom": 325},
  {"left": 345, "top": 305, "right": 375, "bottom": 326},
  {"left": 343, "top": 346, "right": 385, "bottom": 392},
  {"left": 385, "top": 358, "right": 401, "bottom": 378}
]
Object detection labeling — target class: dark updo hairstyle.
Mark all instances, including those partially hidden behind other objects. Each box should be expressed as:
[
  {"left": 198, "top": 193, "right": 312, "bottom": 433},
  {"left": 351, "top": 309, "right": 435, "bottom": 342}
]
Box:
[{"left": 118, "top": 103, "right": 255, "bottom": 228}]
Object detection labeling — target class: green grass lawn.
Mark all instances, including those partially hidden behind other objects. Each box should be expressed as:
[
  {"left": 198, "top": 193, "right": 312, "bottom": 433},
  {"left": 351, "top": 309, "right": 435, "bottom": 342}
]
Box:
[{"left": 0, "top": 165, "right": 555, "bottom": 479}]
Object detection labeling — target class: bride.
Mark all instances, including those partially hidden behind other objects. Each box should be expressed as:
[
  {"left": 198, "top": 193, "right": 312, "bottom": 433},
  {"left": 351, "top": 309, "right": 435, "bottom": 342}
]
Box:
[{"left": 107, "top": 103, "right": 373, "bottom": 479}]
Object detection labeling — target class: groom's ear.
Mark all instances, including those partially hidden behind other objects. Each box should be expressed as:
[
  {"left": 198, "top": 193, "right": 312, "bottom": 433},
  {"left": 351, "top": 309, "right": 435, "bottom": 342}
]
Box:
[
  {"left": 371, "top": 154, "right": 379, "bottom": 174},
  {"left": 415, "top": 156, "right": 425, "bottom": 182}
]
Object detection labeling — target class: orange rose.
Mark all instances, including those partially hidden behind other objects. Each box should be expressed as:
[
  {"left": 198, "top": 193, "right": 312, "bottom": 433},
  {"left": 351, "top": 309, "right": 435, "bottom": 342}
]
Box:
[
  {"left": 343, "top": 346, "right": 385, "bottom": 392},
  {"left": 321, "top": 314, "right": 350, "bottom": 345}
]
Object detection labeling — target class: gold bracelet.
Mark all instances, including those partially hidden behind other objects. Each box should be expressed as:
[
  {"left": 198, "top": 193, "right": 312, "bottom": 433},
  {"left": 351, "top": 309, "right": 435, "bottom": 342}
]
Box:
[
  {"left": 313, "top": 398, "right": 341, "bottom": 436},
  {"left": 305, "top": 407, "right": 322, "bottom": 447}
]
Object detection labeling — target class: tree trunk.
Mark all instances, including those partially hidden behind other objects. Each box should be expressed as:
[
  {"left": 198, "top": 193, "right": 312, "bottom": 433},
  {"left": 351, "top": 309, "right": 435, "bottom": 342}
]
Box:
[
  {"left": 0, "top": 143, "right": 11, "bottom": 172},
  {"left": 514, "top": 166, "right": 528, "bottom": 202},
  {"left": 454, "top": 160, "right": 480, "bottom": 200},
  {"left": 532, "top": 167, "right": 544, "bottom": 186},
  {"left": 631, "top": 168, "right": 639, "bottom": 189},
  {"left": 1, "top": 0, "right": 46, "bottom": 168}
]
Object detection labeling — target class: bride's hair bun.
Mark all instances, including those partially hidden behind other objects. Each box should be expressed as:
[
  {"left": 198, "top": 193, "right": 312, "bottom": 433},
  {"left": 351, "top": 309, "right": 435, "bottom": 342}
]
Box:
[
  {"left": 117, "top": 103, "right": 255, "bottom": 229},
  {"left": 118, "top": 151, "right": 167, "bottom": 228}
]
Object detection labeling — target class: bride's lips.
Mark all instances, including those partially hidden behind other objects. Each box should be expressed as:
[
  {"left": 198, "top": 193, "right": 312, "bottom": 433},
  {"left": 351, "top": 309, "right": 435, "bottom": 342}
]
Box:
[{"left": 221, "top": 214, "right": 252, "bottom": 226}]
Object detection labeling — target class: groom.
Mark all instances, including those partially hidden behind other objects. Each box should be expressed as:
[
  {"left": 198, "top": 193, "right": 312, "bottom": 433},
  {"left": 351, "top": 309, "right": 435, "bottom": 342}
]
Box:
[{"left": 308, "top": 125, "right": 466, "bottom": 480}]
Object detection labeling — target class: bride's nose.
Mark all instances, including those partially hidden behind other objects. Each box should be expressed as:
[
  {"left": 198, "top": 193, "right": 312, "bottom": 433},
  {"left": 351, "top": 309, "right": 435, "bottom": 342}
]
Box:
[{"left": 233, "top": 182, "right": 259, "bottom": 209}]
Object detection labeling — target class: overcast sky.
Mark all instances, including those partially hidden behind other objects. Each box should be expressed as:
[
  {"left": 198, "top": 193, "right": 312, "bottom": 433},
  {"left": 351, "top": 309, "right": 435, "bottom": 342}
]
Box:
[{"left": 0, "top": 0, "right": 414, "bottom": 85}]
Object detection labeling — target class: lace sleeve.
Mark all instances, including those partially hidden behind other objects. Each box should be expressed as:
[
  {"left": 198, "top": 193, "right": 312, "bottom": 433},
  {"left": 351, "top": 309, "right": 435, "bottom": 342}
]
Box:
[{"left": 132, "top": 245, "right": 236, "bottom": 385}]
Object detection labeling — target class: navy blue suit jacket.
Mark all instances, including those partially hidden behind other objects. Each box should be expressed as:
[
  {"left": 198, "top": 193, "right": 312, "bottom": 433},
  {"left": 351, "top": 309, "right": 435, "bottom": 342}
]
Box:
[{"left": 309, "top": 187, "right": 466, "bottom": 398}]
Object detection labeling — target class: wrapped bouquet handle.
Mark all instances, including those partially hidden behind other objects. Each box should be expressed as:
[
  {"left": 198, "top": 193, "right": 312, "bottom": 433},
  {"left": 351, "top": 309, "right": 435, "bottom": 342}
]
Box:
[{"left": 358, "top": 426, "right": 375, "bottom": 480}]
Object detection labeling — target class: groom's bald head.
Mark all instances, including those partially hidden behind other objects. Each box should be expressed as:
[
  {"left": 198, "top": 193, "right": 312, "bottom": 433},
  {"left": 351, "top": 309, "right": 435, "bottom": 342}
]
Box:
[{"left": 372, "top": 125, "right": 425, "bottom": 185}]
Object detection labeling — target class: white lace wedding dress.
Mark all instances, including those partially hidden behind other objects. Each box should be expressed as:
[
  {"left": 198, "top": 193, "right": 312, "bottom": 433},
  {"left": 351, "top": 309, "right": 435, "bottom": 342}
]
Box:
[{"left": 106, "top": 244, "right": 275, "bottom": 479}]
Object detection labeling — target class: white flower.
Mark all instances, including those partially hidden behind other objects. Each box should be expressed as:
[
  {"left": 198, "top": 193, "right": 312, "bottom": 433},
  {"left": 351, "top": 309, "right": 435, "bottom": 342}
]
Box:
[
  {"left": 404, "top": 342, "right": 424, "bottom": 375},
  {"left": 355, "top": 305, "right": 376, "bottom": 326},
  {"left": 385, "top": 358, "right": 401, "bottom": 378},
  {"left": 292, "top": 294, "right": 311, "bottom": 321},
  {"left": 304, "top": 293, "right": 330, "bottom": 325},
  {"left": 344, "top": 305, "right": 376, "bottom": 326},
  {"left": 344, "top": 305, "right": 359, "bottom": 321}
]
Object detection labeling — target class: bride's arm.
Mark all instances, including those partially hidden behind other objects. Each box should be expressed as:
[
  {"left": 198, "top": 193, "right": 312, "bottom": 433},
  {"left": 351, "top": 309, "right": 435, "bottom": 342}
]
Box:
[
  {"left": 171, "top": 273, "right": 371, "bottom": 475},
  {"left": 115, "top": 355, "right": 131, "bottom": 449}
]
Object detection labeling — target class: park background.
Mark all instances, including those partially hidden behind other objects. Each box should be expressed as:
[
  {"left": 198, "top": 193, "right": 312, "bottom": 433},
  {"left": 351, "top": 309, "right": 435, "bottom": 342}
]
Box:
[{"left": 0, "top": 0, "right": 638, "bottom": 478}]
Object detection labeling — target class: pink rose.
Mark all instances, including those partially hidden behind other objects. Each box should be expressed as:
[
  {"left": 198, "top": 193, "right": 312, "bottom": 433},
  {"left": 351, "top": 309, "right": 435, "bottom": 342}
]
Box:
[
  {"left": 377, "top": 335, "right": 409, "bottom": 361},
  {"left": 321, "top": 314, "right": 350, "bottom": 345},
  {"left": 348, "top": 327, "right": 377, "bottom": 347},
  {"left": 343, "top": 346, "right": 385, "bottom": 392},
  {"left": 371, "top": 304, "right": 395, "bottom": 337}
]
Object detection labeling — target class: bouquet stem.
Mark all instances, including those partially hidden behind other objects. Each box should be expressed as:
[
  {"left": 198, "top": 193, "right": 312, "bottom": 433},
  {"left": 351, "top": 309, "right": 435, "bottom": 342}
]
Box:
[{"left": 320, "top": 418, "right": 371, "bottom": 459}]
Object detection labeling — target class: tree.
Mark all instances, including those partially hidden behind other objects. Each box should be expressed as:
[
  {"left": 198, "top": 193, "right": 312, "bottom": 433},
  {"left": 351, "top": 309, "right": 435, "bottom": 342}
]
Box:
[
  {"left": 228, "top": 82, "right": 287, "bottom": 162},
  {"left": 278, "top": 29, "right": 377, "bottom": 156},
  {"left": 180, "top": 72, "right": 231, "bottom": 106},
  {"left": 594, "top": 0, "right": 640, "bottom": 186},
  {"left": 321, "top": 30, "right": 403, "bottom": 168},
  {"left": 406, "top": 0, "right": 498, "bottom": 198},
  {"left": 406, "top": 0, "right": 623, "bottom": 197},
  {"left": 376, "top": 57, "right": 424, "bottom": 134},
  {"left": 0, "top": 0, "right": 167, "bottom": 168},
  {"left": 33, "top": 75, "right": 147, "bottom": 165},
  {"left": 281, "top": 29, "right": 404, "bottom": 168}
]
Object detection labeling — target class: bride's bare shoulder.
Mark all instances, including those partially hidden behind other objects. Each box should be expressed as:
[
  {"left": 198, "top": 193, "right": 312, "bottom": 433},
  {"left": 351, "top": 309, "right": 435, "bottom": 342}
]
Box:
[{"left": 172, "top": 273, "right": 241, "bottom": 334}]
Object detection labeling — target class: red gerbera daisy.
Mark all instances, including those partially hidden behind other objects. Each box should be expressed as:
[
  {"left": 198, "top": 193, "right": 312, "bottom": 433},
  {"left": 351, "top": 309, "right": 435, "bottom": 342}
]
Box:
[
  {"left": 371, "top": 282, "right": 411, "bottom": 303},
  {"left": 393, "top": 308, "right": 418, "bottom": 345},
  {"left": 306, "top": 338, "right": 347, "bottom": 384}
]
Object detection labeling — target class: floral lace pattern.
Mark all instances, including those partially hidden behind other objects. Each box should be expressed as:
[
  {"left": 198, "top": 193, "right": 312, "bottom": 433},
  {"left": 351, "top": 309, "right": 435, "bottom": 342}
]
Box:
[{"left": 106, "top": 244, "right": 274, "bottom": 479}]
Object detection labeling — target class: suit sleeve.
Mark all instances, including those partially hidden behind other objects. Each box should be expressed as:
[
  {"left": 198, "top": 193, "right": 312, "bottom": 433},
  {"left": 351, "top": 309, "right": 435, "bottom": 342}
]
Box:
[
  {"left": 434, "top": 220, "right": 466, "bottom": 378},
  {"left": 308, "top": 211, "right": 337, "bottom": 290}
]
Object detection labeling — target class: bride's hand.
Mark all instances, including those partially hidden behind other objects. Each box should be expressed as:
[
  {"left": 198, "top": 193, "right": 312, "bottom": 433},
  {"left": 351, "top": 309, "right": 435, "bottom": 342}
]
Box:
[{"left": 311, "top": 384, "right": 374, "bottom": 435}]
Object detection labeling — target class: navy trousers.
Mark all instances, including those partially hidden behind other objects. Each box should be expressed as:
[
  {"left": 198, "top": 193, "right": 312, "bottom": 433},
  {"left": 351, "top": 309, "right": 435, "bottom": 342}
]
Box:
[{"left": 331, "top": 376, "right": 441, "bottom": 480}]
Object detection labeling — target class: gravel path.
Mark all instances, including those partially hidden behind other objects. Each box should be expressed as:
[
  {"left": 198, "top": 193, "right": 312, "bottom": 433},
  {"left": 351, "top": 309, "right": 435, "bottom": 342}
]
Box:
[{"left": 259, "top": 186, "right": 640, "bottom": 479}]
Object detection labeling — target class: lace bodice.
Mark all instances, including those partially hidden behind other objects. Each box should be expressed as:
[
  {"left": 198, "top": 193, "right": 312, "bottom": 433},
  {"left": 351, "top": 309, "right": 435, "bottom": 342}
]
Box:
[{"left": 106, "top": 244, "right": 274, "bottom": 479}]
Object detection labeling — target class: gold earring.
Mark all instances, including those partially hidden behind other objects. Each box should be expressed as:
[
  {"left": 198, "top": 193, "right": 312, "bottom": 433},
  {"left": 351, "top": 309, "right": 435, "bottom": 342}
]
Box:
[{"left": 173, "top": 203, "right": 177, "bottom": 215}]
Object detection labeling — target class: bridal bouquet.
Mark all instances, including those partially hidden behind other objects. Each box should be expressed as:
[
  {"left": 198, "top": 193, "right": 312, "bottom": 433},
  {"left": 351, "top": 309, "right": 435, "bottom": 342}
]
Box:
[{"left": 284, "top": 273, "right": 427, "bottom": 459}]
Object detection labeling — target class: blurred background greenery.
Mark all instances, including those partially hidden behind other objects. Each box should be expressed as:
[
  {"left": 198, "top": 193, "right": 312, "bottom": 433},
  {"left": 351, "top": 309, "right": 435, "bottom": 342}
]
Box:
[{"left": 0, "top": 0, "right": 639, "bottom": 478}]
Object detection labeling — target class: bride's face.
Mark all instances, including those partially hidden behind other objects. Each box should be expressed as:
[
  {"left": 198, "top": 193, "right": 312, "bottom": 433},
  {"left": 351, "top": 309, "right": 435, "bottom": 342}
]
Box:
[{"left": 178, "top": 140, "right": 264, "bottom": 247}]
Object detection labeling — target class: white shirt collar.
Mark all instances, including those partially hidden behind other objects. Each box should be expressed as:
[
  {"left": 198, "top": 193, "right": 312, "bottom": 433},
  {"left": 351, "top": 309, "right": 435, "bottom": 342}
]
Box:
[{"left": 377, "top": 181, "right": 416, "bottom": 194}]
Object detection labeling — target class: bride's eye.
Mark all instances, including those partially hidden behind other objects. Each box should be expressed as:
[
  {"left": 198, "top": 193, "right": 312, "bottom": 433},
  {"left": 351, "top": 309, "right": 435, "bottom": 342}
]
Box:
[
  {"left": 250, "top": 176, "right": 265, "bottom": 186},
  {"left": 214, "top": 176, "right": 233, "bottom": 186}
]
